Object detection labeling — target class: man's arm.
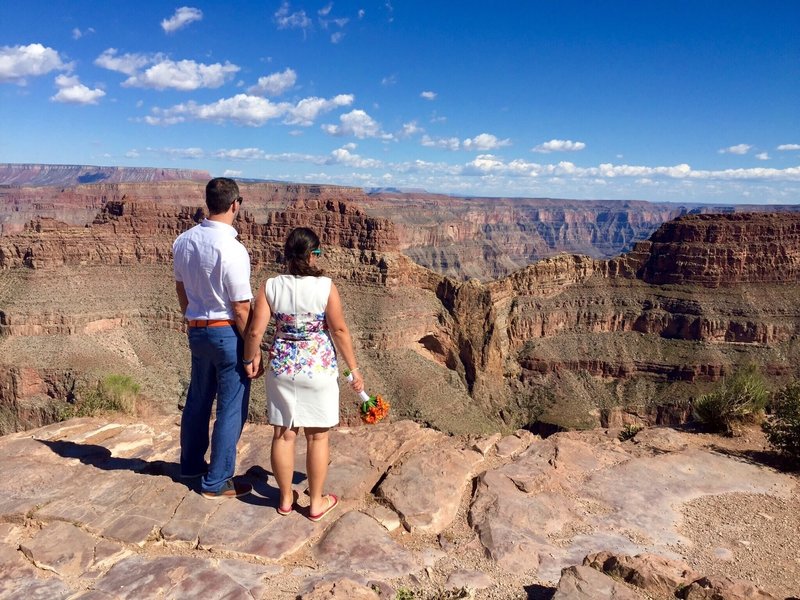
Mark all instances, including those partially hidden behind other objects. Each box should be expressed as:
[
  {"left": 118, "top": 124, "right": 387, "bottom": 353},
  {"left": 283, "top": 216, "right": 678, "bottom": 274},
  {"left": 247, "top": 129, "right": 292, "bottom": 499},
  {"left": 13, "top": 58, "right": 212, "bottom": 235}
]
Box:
[
  {"left": 175, "top": 281, "right": 189, "bottom": 317},
  {"left": 231, "top": 300, "right": 251, "bottom": 337}
]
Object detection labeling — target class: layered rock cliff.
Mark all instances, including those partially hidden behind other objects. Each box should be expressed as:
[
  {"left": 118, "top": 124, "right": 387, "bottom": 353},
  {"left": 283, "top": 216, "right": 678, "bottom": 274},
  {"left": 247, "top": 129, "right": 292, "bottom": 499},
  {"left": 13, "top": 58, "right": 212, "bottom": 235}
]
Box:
[
  {"left": 0, "top": 163, "right": 210, "bottom": 186},
  {"left": 5, "top": 172, "right": 800, "bottom": 281},
  {"left": 1, "top": 190, "right": 799, "bottom": 435},
  {"left": 435, "top": 213, "right": 800, "bottom": 428}
]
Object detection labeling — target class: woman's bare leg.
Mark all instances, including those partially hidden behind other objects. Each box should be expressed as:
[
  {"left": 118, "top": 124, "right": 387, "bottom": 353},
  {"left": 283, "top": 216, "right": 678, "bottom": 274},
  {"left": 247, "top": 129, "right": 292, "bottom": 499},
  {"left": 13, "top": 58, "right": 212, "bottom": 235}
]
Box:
[
  {"left": 271, "top": 425, "right": 299, "bottom": 509},
  {"left": 305, "top": 427, "right": 331, "bottom": 515}
]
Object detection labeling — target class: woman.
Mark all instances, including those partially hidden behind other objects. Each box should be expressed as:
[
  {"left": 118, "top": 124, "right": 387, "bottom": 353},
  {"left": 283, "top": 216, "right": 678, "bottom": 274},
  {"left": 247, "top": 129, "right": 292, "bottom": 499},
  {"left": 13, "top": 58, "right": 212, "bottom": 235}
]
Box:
[{"left": 243, "top": 227, "right": 364, "bottom": 521}]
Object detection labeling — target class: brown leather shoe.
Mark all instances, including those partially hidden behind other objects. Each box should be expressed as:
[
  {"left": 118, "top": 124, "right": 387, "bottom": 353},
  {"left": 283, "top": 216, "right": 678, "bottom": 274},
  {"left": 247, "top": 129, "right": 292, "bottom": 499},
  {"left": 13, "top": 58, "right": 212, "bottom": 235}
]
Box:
[{"left": 201, "top": 479, "right": 252, "bottom": 499}]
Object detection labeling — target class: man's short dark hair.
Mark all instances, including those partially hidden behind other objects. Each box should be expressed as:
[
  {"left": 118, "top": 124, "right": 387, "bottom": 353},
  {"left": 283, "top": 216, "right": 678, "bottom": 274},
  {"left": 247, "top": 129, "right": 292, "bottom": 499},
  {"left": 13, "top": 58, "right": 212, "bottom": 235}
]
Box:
[{"left": 205, "top": 177, "right": 240, "bottom": 215}]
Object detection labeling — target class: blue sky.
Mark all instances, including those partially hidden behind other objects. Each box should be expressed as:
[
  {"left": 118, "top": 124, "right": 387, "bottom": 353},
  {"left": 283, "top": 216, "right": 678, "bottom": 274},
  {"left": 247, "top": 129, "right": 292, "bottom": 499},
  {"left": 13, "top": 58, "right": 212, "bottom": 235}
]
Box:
[{"left": 1, "top": 1, "right": 798, "bottom": 203}]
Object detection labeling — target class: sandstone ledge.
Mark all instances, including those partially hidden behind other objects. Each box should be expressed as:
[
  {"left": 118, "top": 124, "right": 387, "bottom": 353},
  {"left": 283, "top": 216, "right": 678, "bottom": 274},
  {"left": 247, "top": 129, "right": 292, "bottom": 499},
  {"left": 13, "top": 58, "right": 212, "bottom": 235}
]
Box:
[{"left": 0, "top": 418, "right": 796, "bottom": 599}]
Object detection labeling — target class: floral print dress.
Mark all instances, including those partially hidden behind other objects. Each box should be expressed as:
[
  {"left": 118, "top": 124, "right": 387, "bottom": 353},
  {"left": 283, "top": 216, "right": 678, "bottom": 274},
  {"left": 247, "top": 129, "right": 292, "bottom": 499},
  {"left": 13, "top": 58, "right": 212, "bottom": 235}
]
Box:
[{"left": 265, "top": 275, "right": 339, "bottom": 427}]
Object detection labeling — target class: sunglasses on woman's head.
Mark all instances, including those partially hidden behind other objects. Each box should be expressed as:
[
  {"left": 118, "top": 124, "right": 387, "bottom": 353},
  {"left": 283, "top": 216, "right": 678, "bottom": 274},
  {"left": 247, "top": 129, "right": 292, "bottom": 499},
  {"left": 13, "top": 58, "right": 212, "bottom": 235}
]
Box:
[{"left": 311, "top": 248, "right": 323, "bottom": 256}]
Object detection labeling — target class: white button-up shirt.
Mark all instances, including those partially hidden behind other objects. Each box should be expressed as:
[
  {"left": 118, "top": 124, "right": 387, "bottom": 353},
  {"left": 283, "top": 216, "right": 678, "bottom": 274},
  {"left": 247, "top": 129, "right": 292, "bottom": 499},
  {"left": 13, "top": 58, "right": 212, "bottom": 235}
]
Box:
[{"left": 173, "top": 219, "right": 253, "bottom": 320}]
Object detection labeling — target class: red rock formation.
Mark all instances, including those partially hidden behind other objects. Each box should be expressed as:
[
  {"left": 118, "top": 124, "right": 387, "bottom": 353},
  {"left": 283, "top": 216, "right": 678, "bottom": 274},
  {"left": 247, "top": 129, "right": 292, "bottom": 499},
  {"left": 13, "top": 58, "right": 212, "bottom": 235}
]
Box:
[
  {"left": 2, "top": 199, "right": 799, "bottom": 434},
  {"left": 431, "top": 213, "right": 800, "bottom": 428},
  {"left": 0, "top": 163, "right": 210, "bottom": 186},
  {"left": 623, "top": 212, "right": 800, "bottom": 287}
]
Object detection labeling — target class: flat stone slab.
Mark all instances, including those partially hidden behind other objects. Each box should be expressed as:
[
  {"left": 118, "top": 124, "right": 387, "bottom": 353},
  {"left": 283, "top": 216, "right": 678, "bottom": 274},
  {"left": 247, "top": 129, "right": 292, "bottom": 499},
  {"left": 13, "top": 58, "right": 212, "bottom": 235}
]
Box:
[
  {"left": 0, "top": 543, "right": 75, "bottom": 599},
  {"left": 471, "top": 431, "right": 795, "bottom": 583},
  {"left": 19, "top": 521, "right": 127, "bottom": 578},
  {"left": 92, "top": 555, "right": 271, "bottom": 599},
  {"left": 0, "top": 416, "right": 795, "bottom": 598},
  {"left": 314, "top": 511, "right": 423, "bottom": 579},
  {"left": 378, "top": 434, "right": 484, "bottom": 533}
]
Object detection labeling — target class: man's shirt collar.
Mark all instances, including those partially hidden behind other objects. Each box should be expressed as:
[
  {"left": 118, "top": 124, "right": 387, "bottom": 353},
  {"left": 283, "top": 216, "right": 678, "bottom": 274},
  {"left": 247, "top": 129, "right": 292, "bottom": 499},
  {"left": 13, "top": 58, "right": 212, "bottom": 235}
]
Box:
[{"left": 201, "top": 219, "right": 238, "bottom": 238}]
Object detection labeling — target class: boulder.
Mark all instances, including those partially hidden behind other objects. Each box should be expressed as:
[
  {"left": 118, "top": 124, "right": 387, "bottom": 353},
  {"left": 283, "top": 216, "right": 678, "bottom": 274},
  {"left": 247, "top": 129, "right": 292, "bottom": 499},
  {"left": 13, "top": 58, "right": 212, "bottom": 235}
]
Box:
[{"left": 553, "top": 565, "right": 647, "bottom": 599}]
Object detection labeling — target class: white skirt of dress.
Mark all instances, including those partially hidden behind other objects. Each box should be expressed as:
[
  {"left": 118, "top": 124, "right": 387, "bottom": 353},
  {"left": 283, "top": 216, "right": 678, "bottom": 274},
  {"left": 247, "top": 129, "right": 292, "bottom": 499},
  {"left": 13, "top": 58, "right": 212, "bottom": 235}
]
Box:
[{"left": 266, "top": 370, "right": 340, "bottom": 428}]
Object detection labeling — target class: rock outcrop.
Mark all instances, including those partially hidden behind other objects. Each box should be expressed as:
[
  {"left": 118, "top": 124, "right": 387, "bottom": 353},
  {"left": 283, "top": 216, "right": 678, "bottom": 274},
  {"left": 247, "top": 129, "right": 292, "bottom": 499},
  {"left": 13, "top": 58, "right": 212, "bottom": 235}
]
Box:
[
  {"left": 0, "top": 418, "right": 794, "bottom": 599},
  {"left": 436, "top": 212, "right": 800, "bottom": 428},
  {"left": 2, "top": 198, "right": 800, "bottom": 434},
  {"left": 360, "top": 191, "right": 800, "bottom": 280},
  {"left": 0, "top": 163, "right": 210, "bottom": 186}
]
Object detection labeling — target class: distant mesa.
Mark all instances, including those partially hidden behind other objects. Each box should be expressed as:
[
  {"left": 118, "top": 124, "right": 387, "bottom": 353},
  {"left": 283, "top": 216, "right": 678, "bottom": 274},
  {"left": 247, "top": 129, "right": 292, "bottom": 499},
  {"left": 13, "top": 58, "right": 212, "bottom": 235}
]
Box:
[{"left": 0, "top": 163, "right": 211, "bottom": 187}]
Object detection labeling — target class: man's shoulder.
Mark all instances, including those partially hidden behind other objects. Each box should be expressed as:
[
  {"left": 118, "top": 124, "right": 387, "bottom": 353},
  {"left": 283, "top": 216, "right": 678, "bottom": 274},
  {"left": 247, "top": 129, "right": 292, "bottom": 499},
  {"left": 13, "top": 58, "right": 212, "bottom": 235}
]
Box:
[{"left": 174, "top": 224, "right": 200, "bottom": 242}]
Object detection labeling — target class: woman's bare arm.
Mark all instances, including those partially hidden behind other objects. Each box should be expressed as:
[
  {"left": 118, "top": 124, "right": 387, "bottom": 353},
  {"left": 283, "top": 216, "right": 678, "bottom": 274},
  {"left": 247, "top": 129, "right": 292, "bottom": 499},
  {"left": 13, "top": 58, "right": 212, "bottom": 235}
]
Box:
[{"left": 326, "top": 283, "right": 364, "bottom": 393}]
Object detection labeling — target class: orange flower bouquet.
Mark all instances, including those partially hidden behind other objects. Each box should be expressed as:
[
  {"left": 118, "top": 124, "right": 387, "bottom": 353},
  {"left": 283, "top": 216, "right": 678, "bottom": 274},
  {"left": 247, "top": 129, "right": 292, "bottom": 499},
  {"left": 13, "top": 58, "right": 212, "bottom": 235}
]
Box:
[{"left": 344, "top": 370, "right": 390, "bottom": 424}]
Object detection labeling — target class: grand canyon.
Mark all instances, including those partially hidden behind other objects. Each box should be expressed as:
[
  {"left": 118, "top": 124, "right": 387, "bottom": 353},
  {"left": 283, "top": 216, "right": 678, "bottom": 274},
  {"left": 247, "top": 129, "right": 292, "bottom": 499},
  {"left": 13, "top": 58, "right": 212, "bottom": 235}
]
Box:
[
  {"left": 1, "top": 164, "right": 798, "bottom": 599},
  {"left": 2, "top": 164, "right": 800, "bottom": 436}
]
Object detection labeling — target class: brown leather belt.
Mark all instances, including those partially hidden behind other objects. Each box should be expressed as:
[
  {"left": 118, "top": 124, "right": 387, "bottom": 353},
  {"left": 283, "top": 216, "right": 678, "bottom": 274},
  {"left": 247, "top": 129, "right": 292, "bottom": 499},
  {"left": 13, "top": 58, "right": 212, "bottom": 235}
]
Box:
[{"left": 187, "top": 319, "right": 236, "bottom": 328}]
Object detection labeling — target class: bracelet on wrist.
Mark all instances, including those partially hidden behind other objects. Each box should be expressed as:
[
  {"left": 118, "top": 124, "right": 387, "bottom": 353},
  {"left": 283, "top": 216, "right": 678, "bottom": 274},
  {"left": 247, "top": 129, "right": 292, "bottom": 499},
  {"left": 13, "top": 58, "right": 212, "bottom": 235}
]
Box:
[{"left": 242, "top": 358, "right": 255, "bottom": 365}]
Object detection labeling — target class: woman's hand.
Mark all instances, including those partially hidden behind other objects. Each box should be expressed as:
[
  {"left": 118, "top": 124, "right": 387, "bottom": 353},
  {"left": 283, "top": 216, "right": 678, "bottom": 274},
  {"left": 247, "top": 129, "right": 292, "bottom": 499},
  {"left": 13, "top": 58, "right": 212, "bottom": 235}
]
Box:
[
  {"left": 244, "top": 353, "right": 263, "bottom": 379},
  {"left": 349, "top": 370, "right": 364, "bottom": 393}
]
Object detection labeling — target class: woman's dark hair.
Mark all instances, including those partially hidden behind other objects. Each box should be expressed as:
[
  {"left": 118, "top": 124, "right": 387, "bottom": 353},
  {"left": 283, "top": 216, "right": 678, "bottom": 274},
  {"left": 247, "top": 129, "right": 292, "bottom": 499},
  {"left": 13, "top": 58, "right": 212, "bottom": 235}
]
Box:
[{"left": 284, "top": 227, "right": 324, "bottom": 276}]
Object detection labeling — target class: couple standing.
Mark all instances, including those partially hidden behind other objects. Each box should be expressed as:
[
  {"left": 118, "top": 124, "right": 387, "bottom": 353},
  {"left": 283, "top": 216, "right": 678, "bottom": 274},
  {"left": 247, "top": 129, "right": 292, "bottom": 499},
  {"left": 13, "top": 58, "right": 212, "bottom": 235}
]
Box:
[{"left": 172, "top": 177, "right": 364, "bottom": 522}]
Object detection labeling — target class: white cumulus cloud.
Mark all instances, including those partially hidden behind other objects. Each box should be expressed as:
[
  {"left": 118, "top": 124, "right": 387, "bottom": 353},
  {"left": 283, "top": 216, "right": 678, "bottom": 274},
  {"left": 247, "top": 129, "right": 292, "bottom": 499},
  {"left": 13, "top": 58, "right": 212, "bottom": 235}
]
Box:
[
  {"left": 50, "top": 74, "right": 105, "bottom": 104},
  {"left": 248, "top": 68, "right": 297, "bottom": 96},
  {"left": 275, "top": 2, "right": 311, "bottom": 30},
  {"left": 284, "top": 94, "right": 354, "bottom": 126},
  {"left": 94, "top": 48, "right": 157, "bottom": 76},
  {"left": 420, "top": 90, "right": 437, "bottom": 100},
  {"left": 755, "top": 152, "right": 770, "bottom": 161},
  {"left": 420, "top": 133, "right": 510, "bottom": 151},
  {"left": 718, "top": 143, "right": 751, "bottom": 155},
  {"left": 327, "top": 147, "right": 382, "bottom": 168},
  {"left": 161, "top": 7, "right": 203, "bottom": 33},
  {"left": 214, "top": 148, "right": 267, "bottom": 160},
  {"left": 462, "top": 133, "right": 511, "bottom": 151},
  {"left": 0, "top": 43, "right": 68, "bottom": 84},
  {"left": 123, "top": 59, "right": 239, "bottom": 90},
  {"left": 145, "top": 94, "right": 289, "bottom": 126},
  {"left": 400, "top": 121, "right": 423, "bottom": 137},
  {"left": 421, "top": 135, "right": 461, "bottom": 151},
  {"left": 322, "top": 109, "right": 393, "bottom": 139},
  {"left": 532, "top": 139, "right": 586, "bottom": 153},
  {"left": 164, "top": 147, "right": 205, "bottom": 158},
  {"left": 777, "top": 144, "right": 800, "bottom": 151},
  {"left": 223, "top": 169, "right": 243, "bottom": 177},
  {"left": 457, "top": 156, "right": 800, "bottom": 183},
  {"left": 331, "top": 32, "right": 345, "bottom": 43},
  {"left": 145, "top": 92, "right": 352, "bottom": 127},
  {"left": 72, "top": 27, "right": 94, "bottom": 40}
]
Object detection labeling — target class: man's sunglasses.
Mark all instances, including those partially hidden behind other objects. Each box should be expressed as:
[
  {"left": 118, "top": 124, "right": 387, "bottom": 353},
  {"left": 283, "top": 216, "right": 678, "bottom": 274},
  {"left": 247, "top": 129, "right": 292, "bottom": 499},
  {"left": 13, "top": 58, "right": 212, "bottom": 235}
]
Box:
[
  {"left": 311, "top": 248, "right": 323, "bottom": 256},
  {"left": 235, "top": 196, "right": 243, "bottom": 204}
]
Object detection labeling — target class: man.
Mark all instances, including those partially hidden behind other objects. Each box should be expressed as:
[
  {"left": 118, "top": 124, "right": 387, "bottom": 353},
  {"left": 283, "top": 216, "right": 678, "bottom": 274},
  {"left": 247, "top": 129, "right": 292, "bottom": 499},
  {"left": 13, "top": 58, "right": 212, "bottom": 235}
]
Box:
[{"left": 173, "top": 177, "right": 253, "bottom": 498}]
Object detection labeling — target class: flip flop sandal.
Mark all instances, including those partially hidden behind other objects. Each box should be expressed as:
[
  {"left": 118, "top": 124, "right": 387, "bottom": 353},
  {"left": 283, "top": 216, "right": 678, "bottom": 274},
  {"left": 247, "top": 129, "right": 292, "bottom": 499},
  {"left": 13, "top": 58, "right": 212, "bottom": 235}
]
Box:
[
  {"left": 277, "top": 490, "right": 298, "bottom": 515},
  {"left": 308, "top": 494, "right": 339, "bottom": 522}
]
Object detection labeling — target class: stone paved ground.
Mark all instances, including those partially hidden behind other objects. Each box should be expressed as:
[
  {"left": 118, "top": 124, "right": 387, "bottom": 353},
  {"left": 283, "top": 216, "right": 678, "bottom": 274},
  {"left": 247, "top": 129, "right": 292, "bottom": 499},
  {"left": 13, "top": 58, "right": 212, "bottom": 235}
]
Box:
[{"left": 0, "top": 417, "right": 797, "bottom": 599}]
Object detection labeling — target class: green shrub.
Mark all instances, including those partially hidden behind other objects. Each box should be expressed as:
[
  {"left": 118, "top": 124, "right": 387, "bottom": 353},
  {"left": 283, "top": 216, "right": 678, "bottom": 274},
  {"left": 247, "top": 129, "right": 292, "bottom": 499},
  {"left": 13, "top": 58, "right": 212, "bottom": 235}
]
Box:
[
  {"left": 763, "top": 381, "right": 800, "bottom": 462},
  {"left": 618, "top": 424, "right": 643, "bottom": 441},
  {"left": 61, "top": 374, "right": 140, "bottom": 419},
  {"left": 692, "top": 366, "right": 769, "bottom": 434}
]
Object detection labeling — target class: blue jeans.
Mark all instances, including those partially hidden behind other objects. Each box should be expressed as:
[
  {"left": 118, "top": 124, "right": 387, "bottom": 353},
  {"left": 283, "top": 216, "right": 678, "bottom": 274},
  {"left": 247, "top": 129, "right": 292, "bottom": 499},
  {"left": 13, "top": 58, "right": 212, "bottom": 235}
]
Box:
[{"left": 181, "top": 325, "right": 251, "bottom": 493}]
